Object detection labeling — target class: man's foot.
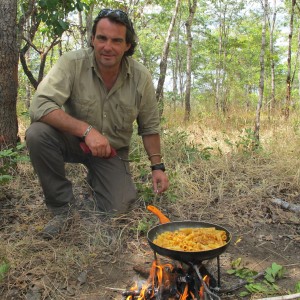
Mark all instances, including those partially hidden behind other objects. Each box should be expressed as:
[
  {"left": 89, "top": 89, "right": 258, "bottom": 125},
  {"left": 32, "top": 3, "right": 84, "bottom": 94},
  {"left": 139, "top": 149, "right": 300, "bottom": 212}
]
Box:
[{"left": 41, "top": 214, "right": 70, "bottom": 240}]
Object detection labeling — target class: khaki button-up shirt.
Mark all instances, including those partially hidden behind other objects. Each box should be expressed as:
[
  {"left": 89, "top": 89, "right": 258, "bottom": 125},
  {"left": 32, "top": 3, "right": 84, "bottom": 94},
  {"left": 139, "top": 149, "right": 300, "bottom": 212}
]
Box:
[{"left": 29, "top": 48, "right": 160, "bottom": 149}]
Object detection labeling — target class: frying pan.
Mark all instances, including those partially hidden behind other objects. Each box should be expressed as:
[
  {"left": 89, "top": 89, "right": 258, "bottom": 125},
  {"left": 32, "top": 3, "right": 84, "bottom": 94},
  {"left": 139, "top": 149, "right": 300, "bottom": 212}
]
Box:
[{"left": 147, "top": 206, "right": 232, "bottom": 264}]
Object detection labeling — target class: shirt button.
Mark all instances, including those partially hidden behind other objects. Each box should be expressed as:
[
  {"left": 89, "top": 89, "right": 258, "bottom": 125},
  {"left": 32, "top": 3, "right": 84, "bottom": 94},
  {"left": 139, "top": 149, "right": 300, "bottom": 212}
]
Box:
[{"left": 104, "top": 113, "right": 107, "bottom": 118}]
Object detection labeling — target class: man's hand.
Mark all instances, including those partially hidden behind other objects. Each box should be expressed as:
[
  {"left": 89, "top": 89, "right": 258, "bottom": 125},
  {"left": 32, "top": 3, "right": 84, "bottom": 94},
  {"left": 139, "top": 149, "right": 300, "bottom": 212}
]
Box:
[
  {"left": 84, "top": 128, "right": 112, "bottom": 157},
  {"left": 152, "top": 170, "right": 169, "bottom": 194},
  {"left": 40, "top": 110, "right": 113, "bottom": 158}
]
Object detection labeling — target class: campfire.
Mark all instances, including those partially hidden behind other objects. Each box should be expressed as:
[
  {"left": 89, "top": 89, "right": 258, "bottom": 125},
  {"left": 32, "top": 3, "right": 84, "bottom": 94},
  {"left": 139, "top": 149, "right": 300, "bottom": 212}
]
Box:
[
  {"left": 122, "top": 257, "right": 222, "bottom": 300},
  {"left": 122, "top": 206, "right": 231, "bottom": 300}
]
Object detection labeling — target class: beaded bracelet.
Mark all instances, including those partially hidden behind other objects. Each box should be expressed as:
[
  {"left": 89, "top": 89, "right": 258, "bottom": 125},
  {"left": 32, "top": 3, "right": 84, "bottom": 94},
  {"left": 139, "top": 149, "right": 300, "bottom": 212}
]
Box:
[{"left": 148, "top": 153, "right": 162, "bottom": 160}]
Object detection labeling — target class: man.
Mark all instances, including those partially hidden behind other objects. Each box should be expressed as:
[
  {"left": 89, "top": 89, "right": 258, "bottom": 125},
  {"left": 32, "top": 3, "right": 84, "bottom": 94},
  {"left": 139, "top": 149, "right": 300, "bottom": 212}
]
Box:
[{"left": 26, "top": 9, "right": 169, "bottom": 239}]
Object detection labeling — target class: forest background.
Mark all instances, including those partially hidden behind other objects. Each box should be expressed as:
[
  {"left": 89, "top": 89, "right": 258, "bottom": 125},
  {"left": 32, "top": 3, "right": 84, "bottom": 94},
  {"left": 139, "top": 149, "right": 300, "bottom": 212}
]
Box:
[
  {"left": 1, "top": 0, "right": 300, "bottom": 299},
  {"left": 1, "top": 0, "right": 300, "bottom": 146}
]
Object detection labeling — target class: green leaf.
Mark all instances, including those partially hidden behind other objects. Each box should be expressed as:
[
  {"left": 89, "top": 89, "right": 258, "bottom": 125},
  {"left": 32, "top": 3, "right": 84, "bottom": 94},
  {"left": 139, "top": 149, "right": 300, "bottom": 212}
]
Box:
[
  {"left": 46, "top": 0, "right": 59, "bottom": 10},
  {"left": 245, "top": 283, "right": 268, "bottom": 293},
  {"left": 239, "top": 291, "right": 249, "bottom": 297},
  {"left": 16, "top": 143, "right": 26, "bottom": 150},
  {"left": 38, "top": 0, "right": 47, "bottom": 9},
  {"left": 58, "top": 20, "right": 69, "bottom": 31},
  {"left": 265, "top": 273, "right": 276, "bottom": 283},
  {"left": 75, "top": 1, "right": 84, "bottom": 11},
  {"left": 227, "top": 269, "right": 236, "bottom": 275},
  {"left": 0, "top": 175, "right": 13, "bottom": 184},
  {"left": 231, "top": 257, "right": 242, "bottom": 268},
  {"left": 0, "top": 262, "right": 10, "bottom": 281},
  {"left": 235, "top": 268, "right": 257, "bottom": 279},
  {"left": 295, "top": 282, "right": 300, "bottom": 293},
  {"left": 265, "top": 263, "right": 284, "bottom": 282}
]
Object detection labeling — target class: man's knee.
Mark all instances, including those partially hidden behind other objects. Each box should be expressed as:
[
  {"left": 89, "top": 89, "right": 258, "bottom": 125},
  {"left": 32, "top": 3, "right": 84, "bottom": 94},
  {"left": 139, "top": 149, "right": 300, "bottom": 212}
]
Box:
[
  {"left": 26, "top": 122, "right": 57, "bottom": 150},
  {"left": 95, "top": 191, "right": 137, "bottom": 214}
]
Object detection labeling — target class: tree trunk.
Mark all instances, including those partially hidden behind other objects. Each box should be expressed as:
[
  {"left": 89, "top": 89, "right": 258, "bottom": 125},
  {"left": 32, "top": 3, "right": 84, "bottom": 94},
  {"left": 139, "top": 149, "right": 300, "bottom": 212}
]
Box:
[
  {"left": 85, "top": 3, "right": 94, "bottom": 47},
  {"left": 0, "top": 0, "right": 19, "bottom": 148},
  {"left": 268, "top": 0, "right": 277, "bottom": 114},
  {"left": 156, "top": 0, "right": 181, "bottom": 115},
  {"left": 184, "top": 0, "right": 197, "bottom": 122},
  {"left": 172, "top": 8, "right": 183, "bottom": 111},
  {"left": 215, "top": 2, "right": 229, "bottom": 114},
  {"left": 290, "top": 29, "right": 300, "bottom": 108},
  {"left": 284, "top": 0, "right": 296, "bottom": 120},
  {"left": 254, "top": 0, "right": 267, "bottom": 144},
  {"left": 78, "top": 10, "right": 85, "bottom": 48}
]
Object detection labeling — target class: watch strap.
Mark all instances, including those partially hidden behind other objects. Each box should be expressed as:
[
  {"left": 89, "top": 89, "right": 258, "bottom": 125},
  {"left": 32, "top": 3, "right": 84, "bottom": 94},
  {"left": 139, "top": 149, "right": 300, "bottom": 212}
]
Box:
[{"left": 151, "top": 163, "right": 166, "bottom": 172}]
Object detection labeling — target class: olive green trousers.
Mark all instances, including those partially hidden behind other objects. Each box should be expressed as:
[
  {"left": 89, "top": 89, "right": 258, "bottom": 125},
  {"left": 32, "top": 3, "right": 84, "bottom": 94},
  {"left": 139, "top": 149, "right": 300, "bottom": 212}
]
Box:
[{"left": 25, "top": 122, "right": 137, "bottom": 215}]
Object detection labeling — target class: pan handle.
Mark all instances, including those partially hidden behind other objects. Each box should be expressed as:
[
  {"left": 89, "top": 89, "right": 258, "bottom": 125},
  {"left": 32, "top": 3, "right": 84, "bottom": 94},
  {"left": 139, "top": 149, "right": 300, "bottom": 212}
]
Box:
[{"left": 147, "top": 205, "right": 171, "bottom": 224}]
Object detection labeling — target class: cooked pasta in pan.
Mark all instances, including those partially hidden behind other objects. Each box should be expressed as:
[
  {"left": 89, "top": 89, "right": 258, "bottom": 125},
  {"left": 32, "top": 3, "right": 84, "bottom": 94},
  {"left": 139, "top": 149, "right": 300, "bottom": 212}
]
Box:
[{"left": 153, "top": 227, "right": 227, "bottom": 252}]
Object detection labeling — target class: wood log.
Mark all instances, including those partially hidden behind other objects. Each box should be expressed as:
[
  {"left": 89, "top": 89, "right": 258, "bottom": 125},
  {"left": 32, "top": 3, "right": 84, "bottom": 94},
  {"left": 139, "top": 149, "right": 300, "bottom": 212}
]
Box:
[
  {"left": 133, "top": 265, "right": 150, "bottom": 278},
  {"left": 270, "top": 198, "right": 300, "bottom": 213}
]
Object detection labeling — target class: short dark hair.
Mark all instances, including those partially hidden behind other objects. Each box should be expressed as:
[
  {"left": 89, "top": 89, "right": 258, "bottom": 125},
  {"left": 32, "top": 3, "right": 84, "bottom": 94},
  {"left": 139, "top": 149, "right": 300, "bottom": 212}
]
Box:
[{"left": 91, "top": 9, "right": 137, "bottom": 56}]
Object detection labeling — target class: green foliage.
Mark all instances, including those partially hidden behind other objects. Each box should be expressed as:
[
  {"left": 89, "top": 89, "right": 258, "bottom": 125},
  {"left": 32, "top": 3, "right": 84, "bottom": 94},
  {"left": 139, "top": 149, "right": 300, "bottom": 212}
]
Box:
[
  {"left": 227, "top": 259, "right": 285, "bottom": 298},
  {"left": 0, "top": 143, "right": 29, "bottom": 185},
  {"left": 264, "top": 263, "right": 284, "bottom": 283},
  {"left": 295, "top": 282, "right": 300, "bottom": 293},
  {"left": 227, "top": 266, "right": 258, "bottom": 280},
  {"left": 136, "top": 183, "right": 155, "bottom": 203},
  {"left": 0, "top": 260, "right": 10, "bottom": 282},
  {"left": 164, "top": 130, "right": 213, "bottom": 163},
  {"left": 224, "top": 128, "right": 261, "bottom": 154},
  {"left": 36, "top": 0, "right": 88, "bottom": 36},
  {"left": 137, "top": 217, "right": 154, "bottom": 234}
]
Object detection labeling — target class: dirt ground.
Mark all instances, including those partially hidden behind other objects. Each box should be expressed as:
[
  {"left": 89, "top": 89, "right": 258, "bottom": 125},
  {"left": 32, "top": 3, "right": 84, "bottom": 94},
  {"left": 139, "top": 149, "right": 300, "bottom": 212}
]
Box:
[
  {"left": 1, "top": 172, "right": 299, "bottom": 300},
  {"left": 1, "top": 128, "right": 300, "bottom": 300}
]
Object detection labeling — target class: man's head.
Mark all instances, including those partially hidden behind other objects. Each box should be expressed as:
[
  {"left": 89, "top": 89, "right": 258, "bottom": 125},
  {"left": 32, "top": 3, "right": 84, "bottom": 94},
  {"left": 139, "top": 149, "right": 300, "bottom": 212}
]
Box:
[{"left": 91, "top": 9, "right": 137, "bottom": 56}]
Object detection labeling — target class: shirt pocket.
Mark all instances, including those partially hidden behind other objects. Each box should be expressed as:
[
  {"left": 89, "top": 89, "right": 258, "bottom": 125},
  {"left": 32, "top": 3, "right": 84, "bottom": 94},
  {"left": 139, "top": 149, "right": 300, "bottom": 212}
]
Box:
[
  {"left": 115, "top": 104, "right": 138, "bottom": 132},
  {"left": 66, "top": 98, "right": 97, "bottom": 124}
]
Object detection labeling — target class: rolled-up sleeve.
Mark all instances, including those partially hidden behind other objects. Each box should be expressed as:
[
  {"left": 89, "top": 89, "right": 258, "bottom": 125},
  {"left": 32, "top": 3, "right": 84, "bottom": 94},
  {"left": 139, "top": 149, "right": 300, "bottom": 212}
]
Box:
[
  {"left": 29, "top": 54, "right": 74, "bottom": 122},
  {"left": 136, "top": 69, "right": 160, "bottom": 136}
]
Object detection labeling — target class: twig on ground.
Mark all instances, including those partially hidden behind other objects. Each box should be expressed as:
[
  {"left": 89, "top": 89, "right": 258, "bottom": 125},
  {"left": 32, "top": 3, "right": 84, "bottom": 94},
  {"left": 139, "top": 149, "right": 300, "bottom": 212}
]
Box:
[
  {"left": 271, "top": 198, "right": 300, "bottom": 213},
  {"left": 98, "top": 285, "right": 125, "bottom": 292},
  {"left": 219, "top": 271, "right": 265, "bottom": 293},
  {"left": 257, "top": 293, "right": 300, "bottom": 300}
]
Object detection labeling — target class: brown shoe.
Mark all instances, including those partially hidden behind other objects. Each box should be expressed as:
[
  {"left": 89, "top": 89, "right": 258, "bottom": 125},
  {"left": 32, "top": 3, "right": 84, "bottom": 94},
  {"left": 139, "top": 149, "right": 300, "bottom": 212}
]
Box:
[{"left": 41, "top": 214, "right": 70, "bottom": 240}]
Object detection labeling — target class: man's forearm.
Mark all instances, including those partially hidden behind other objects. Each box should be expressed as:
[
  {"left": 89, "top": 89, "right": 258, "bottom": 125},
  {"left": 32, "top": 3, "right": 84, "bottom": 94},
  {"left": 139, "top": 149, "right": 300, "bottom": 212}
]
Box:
[
  {"left": 142, "top": 134, "right": 163, "bottom": 165},
  {"left": 40, "top": 109, "right": 90, "bottom": 138}
]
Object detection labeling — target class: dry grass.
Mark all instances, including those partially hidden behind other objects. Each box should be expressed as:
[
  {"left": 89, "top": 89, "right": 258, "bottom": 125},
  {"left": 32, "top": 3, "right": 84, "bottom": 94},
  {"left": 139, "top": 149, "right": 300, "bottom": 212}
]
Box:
[{"left": 1, "top": 108, "right": 300, "bottom": 299}]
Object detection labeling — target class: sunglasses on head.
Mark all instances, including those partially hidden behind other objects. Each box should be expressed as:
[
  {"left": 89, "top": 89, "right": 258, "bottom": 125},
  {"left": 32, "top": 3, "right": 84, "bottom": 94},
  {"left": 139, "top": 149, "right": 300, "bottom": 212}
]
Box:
[{"left": 97, "top": 9, "right": 133, "bottom": 31}]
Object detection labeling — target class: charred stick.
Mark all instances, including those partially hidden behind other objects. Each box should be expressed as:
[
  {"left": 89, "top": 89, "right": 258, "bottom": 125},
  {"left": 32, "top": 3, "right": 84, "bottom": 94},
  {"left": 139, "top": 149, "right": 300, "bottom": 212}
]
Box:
[
  {"left": 192, "top": 264, "right": 221, "bottom": 300},
  {"left": 218, "top": 271, "right": 265, "bottom": 293}
]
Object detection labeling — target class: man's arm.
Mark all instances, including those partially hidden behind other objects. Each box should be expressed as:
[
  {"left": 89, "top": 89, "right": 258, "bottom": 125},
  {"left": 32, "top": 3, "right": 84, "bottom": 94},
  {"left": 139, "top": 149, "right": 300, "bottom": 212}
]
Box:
[
  {"left": 40, "top": 109, "right": 112, "bottom": 157},
  {"left": 142, "top": 134, "right": 169, "bottom": 194},
  {"left": 41, "top": 109, "right": 89, "bottom": 137}
]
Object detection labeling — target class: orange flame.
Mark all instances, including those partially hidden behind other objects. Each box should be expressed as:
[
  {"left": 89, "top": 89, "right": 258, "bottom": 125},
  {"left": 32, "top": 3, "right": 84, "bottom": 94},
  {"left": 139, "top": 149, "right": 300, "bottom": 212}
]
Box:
[
  {"left": 179, "top": 283, "right": 189, "bottom": 300},
  {"left": 199, "top": 275, "right": 210, "bottom": 299},
  {"left": 127, "top": 261, "right": 210, "bottom": 300}
]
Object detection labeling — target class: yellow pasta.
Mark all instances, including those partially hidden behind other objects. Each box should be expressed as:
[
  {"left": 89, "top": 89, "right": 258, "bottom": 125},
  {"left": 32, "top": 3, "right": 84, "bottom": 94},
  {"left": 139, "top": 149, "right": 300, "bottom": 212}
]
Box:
[{"left": 153, "top": 227, "right": 227, "bottom": 252}]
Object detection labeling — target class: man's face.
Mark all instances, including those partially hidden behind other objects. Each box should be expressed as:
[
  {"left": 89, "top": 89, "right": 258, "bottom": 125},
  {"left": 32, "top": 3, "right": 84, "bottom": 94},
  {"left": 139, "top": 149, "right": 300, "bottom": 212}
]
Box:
[{"left": 91, "top": 18, "right": 131, "bottom": 71}]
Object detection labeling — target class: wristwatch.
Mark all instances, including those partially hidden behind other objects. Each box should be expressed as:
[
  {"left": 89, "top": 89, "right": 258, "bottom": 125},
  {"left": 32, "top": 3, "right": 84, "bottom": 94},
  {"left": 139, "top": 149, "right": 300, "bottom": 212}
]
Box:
[{"left": 151, "top": 163, "right": 166, "bottom": 172}]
